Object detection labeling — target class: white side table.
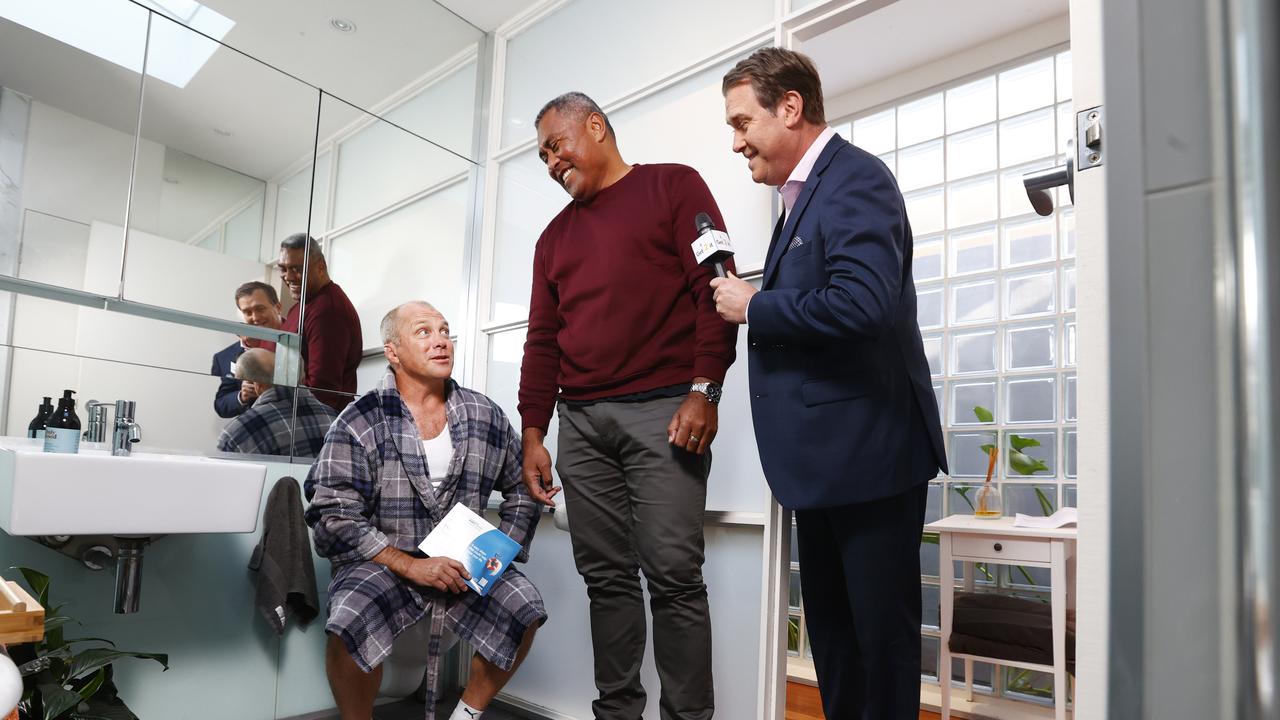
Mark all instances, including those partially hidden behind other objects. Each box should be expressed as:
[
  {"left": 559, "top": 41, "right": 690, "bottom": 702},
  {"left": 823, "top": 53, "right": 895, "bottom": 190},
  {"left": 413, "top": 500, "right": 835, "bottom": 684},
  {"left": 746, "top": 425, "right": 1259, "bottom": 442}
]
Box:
[{"left": 925, "top": 514, "right": 1077, "bottom": 720}]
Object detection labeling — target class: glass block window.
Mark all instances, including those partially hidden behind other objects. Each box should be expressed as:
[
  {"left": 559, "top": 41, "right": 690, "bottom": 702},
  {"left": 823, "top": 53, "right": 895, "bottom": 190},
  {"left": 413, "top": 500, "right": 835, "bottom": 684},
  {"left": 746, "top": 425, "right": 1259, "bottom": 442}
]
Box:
[{"left": 838, "top": 48, "right": 1075, "bottom": 705}]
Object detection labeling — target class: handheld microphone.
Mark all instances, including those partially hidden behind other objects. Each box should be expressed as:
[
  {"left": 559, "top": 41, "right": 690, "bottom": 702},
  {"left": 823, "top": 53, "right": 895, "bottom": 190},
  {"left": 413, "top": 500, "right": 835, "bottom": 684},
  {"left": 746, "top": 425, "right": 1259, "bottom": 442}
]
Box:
[{"left": 691, "top": 212, "right": 735, "bottom": 278}]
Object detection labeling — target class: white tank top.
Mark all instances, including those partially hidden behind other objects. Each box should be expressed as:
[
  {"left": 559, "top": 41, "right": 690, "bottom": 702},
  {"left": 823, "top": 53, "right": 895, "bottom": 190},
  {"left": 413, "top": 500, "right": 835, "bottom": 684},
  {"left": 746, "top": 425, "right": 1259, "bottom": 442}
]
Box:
[{"left": 420, "top": 424, "right": 453, "bottom": 490}]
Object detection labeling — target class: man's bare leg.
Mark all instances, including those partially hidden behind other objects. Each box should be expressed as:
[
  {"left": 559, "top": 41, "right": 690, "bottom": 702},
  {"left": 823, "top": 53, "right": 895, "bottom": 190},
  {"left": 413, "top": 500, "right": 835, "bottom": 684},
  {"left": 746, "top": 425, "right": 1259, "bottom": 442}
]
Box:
[
  {"left": 458, "top": 624, "right": 538, "bottom": 710},
  {"left": 326, "top": 633, "right": 383, "bottom": 720}
]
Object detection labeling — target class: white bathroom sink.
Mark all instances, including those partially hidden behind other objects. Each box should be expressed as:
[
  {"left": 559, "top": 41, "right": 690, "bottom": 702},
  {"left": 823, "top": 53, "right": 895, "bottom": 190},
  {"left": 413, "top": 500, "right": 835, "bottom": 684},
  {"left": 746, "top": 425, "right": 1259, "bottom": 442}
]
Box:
[{"left": 0, "top": 438, "right": 267, "bottom": 536}]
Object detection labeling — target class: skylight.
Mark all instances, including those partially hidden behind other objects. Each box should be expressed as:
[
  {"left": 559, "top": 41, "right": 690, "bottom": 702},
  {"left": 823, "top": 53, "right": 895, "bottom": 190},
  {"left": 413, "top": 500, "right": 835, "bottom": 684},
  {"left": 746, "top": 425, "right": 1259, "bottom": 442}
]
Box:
[{"left": 1, "top": 0, "right": 235, "bottom": 89}]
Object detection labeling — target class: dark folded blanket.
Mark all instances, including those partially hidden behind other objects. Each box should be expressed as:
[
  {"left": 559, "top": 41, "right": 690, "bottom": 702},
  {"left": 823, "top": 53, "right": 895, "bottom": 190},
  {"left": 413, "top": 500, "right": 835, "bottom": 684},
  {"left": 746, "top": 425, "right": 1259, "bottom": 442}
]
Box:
[{"left": 948, "top": 592, "right": 1075, "bottom": 674}]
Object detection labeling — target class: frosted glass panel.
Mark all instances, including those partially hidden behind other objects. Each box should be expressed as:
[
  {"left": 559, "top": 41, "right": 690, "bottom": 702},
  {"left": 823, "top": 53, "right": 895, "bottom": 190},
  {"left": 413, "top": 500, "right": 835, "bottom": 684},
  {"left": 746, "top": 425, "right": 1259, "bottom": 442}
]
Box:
[
  {"left": 914, "top": 236, "right": 943, "bottom": 281},
  {"left": 951, "top": 431, "right": 998, "bottom": 477},
  {"left": 331, "top": 99, "right": 473, "bottom": 229},
  {"left": 947, "top": 175, "right": 997, "bottom": 228},
  {"left": 274, "top": 154, "right": 328, "bottom": 253},
  {"left": 501, "top": 0, "right": 773, "bottom": 147},
  {"left": 1056, "top": 102, "right": 1074, "bottom": 155},
  {"left": 1007, "top": 322, "right": 1055, "bottom": 370},
  {"left": 999, "top": 108, "right": 1056, "bottom": 167},
  {"left": 878, "top": 151, "right": 896, "bottom": 176},
  {"left": 854, "top": 108, "right": 896, "bottom": 154},
  {"left": 1005, "top": 431, "right": 1054, "bottom": 477},
  {"left": 1060, "top": 209, "right": 1076, "bottom": 257},
  {"left": 951, "top": 278, "right": 997, "bottom": 325},
  {"left": 950, "top": 225, "right": 997, "bottom": 275},
  {"left": 905, "top": 187, "right": 945, "bottom": 235},
  {"left": 1005, "top": 270, "right": 1056, "bottom": 318},
  {"left": 1063, "top": 266, "right": 1077, "bottom": 311},
  {"left": 947, "top": 76, "right": 997, "bottom": 133},
  {"left": 918, "top": 287, "right": 943, "bottom": 329},
  {"left": 897, "top": 140, "right": 943, "bottom": 191},
  {"left": 953, "top": 329, "right": 997, "bottom": 374},
  {"left": 923, "top": 334, "right": 943, "bottom": 376},
  {"left": 1003, "top": 216, "right": 1055, "bottom": 266},
  {"left": 1065, "top": 430, "right": 1077, "bottom": 478},
  {"left": 1064, "top": 321, "right": 1077, "bottom": 366},
  {"left": 327, "top": 183, "right": 469, "bottom": 348},
  {"left": 1056, "top": 52, "right": 1073, "bottom": 102},
  {"left": 947, "top": 124, "right": 997, "bottom": 181},
  {"left": 952, "top": 380, "right": 997, "bottom": 424},
  {"left": 898, "top": 93, "right": 943, "bottom": 146},
  {"left": 999, "top": 57, "right": 1055, "bottom": 118},
  {"left": 490, "top": 152, "right": 568, "bottom": 323},
  {"left": 381, "top": 60, "right": 477, "bottom": 160},
  {"left": 224, "top": 196, "right": 263, "bottom": 261},
  {"left": 1005, "top": 375, "right": 1056, "bottom": 423},
  {"left": 1065, "top": 373, "right": 1078, "bottom": 421}
]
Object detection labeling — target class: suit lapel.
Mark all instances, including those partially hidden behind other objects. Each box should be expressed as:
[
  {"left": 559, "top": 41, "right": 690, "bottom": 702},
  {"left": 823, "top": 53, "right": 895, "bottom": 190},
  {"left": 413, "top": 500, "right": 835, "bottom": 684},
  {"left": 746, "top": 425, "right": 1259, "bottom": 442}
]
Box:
[{"left": 761, "top": 134, "right": 846, "bottom": 289}]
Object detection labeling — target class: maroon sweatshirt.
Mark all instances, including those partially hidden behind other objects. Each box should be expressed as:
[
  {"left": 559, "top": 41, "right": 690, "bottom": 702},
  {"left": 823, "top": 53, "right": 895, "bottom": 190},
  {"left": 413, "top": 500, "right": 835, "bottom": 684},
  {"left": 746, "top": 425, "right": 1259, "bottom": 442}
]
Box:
[
  {"left": 283, "top": 280, "right": 362, "bottom": 412},
  {"left": 518, "top": 163, "right": 738, "bottom": 432}
]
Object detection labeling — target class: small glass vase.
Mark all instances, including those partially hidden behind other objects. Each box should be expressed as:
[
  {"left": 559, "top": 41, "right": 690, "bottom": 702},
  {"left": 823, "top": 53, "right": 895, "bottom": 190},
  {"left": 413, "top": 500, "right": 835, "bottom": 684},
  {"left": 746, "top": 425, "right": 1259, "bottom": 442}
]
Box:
[{"left": 974, "top": 482, "right": 1003, "bottom": 519}]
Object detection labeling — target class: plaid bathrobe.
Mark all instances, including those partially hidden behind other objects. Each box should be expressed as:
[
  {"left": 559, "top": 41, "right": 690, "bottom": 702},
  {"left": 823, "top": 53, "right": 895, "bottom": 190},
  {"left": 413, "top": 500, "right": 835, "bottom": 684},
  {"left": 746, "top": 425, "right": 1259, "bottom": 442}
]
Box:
[{"left": 304, "top": 368, "right": 545, "bottom": 716}]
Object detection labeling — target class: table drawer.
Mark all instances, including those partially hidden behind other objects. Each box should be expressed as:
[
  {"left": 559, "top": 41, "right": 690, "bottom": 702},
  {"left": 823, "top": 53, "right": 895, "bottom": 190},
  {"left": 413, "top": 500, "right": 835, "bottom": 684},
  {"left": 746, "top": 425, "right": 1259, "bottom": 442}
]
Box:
[{"left": 951, "top": 535, "right": 1051, "bottom": 563}]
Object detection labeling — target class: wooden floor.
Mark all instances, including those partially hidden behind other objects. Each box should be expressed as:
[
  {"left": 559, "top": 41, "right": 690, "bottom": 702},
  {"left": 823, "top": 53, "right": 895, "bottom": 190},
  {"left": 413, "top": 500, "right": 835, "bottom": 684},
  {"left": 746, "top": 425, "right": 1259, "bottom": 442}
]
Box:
[{"left": 786, "top": 681, "right": 941, "bottom": 720}]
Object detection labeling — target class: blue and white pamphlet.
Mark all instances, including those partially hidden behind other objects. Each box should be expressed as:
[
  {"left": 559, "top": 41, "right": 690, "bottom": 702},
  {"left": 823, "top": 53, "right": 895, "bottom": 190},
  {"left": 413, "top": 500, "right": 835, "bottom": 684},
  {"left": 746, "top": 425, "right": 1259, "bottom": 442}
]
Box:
[{"left": 418, "top": 503, "right": 520, "bottom": 596}]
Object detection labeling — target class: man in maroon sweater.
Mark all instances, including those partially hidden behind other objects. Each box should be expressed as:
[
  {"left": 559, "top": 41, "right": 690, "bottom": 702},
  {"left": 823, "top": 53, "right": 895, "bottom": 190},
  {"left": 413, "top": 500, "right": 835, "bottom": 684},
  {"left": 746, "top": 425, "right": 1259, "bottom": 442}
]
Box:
[
  {"left": 519, "top": 92, "right": 737, "bottom": 720},
  {"left": 278, "top": 233, "right": 362, "bottom": 413}
]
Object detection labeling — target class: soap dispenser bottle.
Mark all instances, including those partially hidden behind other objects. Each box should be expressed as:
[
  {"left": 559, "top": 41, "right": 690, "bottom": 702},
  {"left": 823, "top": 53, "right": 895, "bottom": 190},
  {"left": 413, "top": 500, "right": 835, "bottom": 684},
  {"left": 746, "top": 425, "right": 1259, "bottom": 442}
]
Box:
[
  {"left": 43, "top": 390, "right": 81, "bottom": 454},
  {"left": 26, "top": 396, "right": 54, "bottom": 439}
]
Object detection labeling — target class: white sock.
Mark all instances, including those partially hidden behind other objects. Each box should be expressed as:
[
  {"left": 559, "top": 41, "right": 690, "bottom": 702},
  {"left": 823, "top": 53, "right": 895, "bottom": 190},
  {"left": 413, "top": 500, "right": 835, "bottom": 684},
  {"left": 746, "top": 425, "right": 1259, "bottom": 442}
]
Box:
[{"left": 449, "top": 699, "right": 483, "bottom": 720}]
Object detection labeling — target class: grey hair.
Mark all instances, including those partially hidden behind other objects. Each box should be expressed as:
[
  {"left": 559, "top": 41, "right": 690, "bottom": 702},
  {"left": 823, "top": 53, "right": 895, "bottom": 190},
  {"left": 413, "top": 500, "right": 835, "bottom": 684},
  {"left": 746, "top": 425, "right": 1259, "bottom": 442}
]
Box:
[
  {"left": 380, "top": 301, "right": 439, "bottom": 346},
  {"left": 535, "top": 91, "right": 615, "bottom": 138},
  {"left": 280, "top": 233, "right": 324, "bottom": 261},
  {"left": 233, "top": 348, "right": 275, "bottom": 385}
]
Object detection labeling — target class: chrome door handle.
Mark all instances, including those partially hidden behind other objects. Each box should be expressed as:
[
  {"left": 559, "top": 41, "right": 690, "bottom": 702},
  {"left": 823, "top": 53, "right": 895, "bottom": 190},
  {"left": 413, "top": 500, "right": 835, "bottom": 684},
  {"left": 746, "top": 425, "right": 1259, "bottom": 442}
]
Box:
[{"left": 1022, "top": 139, "right": 1075, "bottom": 216}]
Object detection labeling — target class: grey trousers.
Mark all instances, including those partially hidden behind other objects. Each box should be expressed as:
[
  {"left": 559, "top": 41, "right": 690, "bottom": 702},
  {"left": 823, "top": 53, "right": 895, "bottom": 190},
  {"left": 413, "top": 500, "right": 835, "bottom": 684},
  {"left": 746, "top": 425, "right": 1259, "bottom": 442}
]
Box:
[{"left": 556, "top": 396, "right": 714, "bottom": 720}]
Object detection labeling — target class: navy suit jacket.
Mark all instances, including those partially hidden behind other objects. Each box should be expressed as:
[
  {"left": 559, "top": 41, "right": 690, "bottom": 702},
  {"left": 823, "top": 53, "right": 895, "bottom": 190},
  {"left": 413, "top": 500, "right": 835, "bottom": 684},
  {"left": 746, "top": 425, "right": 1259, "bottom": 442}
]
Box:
[
  {"left": 212, "top": 341, "right": 247, "bottom": 419},
  {"left": 747, "top": 134, "right": 947, "bottom": 510}
]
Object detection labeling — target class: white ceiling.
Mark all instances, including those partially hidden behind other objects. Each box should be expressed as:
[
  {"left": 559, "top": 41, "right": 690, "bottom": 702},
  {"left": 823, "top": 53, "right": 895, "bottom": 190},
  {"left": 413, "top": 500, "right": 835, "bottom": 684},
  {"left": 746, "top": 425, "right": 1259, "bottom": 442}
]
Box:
[
  {"left": 435, "top": 0, "right": 539, "bottom": 32},
  {"left": 799, "top": 0, "right": 1068, "bottom": 99}
]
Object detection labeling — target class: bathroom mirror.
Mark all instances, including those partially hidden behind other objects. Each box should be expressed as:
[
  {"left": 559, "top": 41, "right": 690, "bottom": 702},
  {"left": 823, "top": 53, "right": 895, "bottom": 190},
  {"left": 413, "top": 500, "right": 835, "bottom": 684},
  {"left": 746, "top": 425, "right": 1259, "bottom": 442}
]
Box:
[{"left": 0, "top": 0, "right": 148, "bottom": 294}]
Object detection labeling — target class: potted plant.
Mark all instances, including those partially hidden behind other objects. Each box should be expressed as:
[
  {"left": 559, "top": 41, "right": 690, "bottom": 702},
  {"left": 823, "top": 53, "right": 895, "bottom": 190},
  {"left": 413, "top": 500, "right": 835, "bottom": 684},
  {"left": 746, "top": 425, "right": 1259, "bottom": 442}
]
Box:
[{"left": 7, "top": 567, "right": 167, "bottom": 720}]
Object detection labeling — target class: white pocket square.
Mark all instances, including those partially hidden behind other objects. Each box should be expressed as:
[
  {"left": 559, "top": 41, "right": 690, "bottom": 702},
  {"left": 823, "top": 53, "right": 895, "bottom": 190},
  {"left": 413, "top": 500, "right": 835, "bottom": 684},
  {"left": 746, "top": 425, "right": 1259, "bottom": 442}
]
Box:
[{"left": 787, "top": 236, "right": 805, "bottom": 251}]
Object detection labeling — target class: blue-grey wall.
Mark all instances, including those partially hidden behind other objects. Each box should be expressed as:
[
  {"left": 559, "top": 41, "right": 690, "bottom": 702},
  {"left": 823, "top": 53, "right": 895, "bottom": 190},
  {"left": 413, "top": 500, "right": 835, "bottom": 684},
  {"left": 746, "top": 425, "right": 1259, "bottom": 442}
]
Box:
[{"left": 1, "top": 460, "right": 335, "bottom": 720}]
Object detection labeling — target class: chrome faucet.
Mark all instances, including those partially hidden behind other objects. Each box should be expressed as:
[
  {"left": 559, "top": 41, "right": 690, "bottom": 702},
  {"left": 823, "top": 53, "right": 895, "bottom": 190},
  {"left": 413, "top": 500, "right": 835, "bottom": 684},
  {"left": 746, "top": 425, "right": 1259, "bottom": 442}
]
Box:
[
  {"left": 111, "top": 400, "right": 141, "bottom": 456},
  {"left": 83, "top": 400, "right": 110, "bottom": 443}
]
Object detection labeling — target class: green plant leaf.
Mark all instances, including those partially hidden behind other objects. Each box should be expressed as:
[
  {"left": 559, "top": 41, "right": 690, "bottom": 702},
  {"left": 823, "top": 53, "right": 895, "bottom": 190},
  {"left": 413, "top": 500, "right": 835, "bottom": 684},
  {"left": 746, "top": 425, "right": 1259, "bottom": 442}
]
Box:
[
  {"left": 67, "top": 649, "right": 168, "bottom": 680},
  {"left": 953, "top": 485, "right": 976, "bottom": 511},
  {"left": 74, "top": 668, "right": 107, "bottom": 702},
  {"left": 1034, "top": 487, "right": 1055, "bottom": 516},
  {"left": 62, "top": 638, "right": 117, "bottom": 648},
  {"left": 1008, "top": 434, "right": 1042, "bottom": 451},
  {"left": 39, "top": 682, "right": 82, "bottom": 720},
  {"left": 972, "top": 405, "right": 994, "bottom": 423},
  {"left": 979, "top": 443, "right": 996, "bottom": 455},
  {"left": 15, "top": 566, "right": 50, "bottom": 609},
  {"left": 1008, "top": 449, "right": 1050, "bottom": 476}
]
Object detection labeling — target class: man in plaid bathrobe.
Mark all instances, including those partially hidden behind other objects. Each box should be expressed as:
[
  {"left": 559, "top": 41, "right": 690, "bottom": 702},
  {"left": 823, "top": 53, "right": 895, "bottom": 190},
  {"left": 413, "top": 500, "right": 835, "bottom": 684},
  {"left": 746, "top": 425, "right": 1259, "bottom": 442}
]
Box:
[{"left": 305, "top": 301, "right": 546, "bottom": 720}]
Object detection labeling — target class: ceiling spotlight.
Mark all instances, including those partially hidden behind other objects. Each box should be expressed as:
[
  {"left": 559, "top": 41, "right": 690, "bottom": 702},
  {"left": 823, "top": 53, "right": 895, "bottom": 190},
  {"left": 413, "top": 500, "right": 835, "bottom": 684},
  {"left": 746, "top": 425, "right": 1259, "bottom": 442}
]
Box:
[{"left": 330, "top": 17, "right": 356, "bottom": 33}]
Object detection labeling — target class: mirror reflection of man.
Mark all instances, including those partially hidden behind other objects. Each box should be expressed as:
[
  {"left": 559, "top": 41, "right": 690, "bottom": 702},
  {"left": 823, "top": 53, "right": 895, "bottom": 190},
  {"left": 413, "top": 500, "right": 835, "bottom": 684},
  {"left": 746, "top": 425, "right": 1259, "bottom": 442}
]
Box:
[
  {"left": 217, "top": 348, "right": 337, "bottom": 458},
  {"left": 212, "top": 281, "right": 284, "bottom": 418},
  {"left": 277, "top": 233, "right": 362, "bottom": 414}
]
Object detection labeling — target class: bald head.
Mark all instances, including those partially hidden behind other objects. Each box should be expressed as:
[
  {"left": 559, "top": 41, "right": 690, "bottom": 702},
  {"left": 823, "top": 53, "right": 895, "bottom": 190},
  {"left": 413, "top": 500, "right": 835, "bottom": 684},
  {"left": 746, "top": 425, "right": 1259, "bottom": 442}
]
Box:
[
  {"left": 380, "top": 301, "right": 440, "bottom": 346},
  {"left": 234, "top": 348, "right": 276, "bottom": 386}
]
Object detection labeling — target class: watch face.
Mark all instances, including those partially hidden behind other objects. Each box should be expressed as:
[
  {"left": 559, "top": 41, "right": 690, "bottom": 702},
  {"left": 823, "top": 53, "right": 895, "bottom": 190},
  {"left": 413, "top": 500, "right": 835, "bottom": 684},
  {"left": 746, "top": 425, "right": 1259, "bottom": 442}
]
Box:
[{"left": 706, "top": 384, "right": 722, "bottom": 404}]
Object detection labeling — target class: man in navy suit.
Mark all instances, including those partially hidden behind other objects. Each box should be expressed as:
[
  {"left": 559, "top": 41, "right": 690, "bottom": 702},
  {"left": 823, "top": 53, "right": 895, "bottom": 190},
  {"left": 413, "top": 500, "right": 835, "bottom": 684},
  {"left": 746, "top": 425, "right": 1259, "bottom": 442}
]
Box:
[
  {"left": 713, "top": 48, "right": 947, "bottom": 719},
  {"left": 212, "top": 281, "right": 285, "bottom": 418}
]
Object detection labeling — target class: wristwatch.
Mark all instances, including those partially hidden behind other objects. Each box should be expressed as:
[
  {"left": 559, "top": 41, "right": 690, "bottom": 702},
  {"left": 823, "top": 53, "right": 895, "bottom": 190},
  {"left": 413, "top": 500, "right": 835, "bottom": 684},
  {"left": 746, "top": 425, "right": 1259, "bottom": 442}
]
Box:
[{"left": 690, "top": 381, "right": 723, "bottom": 405}]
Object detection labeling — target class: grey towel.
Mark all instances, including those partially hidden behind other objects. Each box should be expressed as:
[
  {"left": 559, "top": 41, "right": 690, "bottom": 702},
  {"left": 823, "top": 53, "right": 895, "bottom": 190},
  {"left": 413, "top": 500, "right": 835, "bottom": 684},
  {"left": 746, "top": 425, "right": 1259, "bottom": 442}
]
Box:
[{"left": 248, "top": 476, "right": 319, "bottom": 634}]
